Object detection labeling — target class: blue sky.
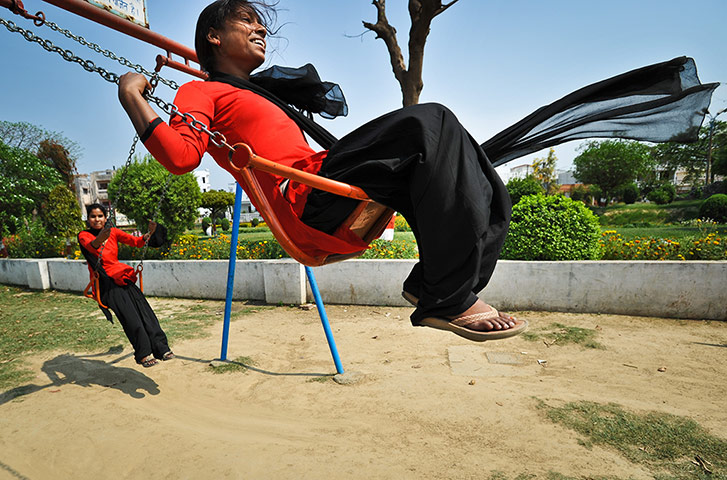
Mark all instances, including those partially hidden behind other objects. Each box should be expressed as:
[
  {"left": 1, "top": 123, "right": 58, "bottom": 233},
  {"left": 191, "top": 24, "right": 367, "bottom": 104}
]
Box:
[{"left": 2, "top": 0, "right": 725, "bottom": 190}]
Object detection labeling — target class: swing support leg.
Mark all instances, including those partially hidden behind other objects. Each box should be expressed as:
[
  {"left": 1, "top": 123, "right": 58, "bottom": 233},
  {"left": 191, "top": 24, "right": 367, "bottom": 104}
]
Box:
[
  {"left": 305, "top": 266, "right": 344, "bottom": 375},
  {"left": 220, "top": 184, "right": 345, "bottom": 375},
  {"left": 219, "top": 183, "right": 243, "bottom": 361}
]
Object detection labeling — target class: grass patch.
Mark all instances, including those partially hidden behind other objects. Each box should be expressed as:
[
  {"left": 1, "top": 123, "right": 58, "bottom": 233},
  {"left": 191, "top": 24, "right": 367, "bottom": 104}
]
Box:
[
  {"left": 521, "top": 322, "right": 604, "bottom": 349},
  {"left": 209, "top": 356, "right": 255, "bottom": 374},
  {"left": 0, "top": 286, "right": 264, "bottom": 390},
  {"left": 537, "top": 400, "right": 727, "bottom": 479},
  {"left": 595, "top": 200, "right": 702, "bottom": 227}
]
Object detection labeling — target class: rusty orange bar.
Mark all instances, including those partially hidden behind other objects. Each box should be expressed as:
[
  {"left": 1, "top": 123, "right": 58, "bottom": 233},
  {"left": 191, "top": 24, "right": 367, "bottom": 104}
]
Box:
[
  {"left": 41, "top": 0, "right": 201, "bottom": 68},
  {"left": 228, "top": 143, "right": 372, "bottom": 202},
  {"left": 155, "top": 54, "right": 207, "bottom": 80}
]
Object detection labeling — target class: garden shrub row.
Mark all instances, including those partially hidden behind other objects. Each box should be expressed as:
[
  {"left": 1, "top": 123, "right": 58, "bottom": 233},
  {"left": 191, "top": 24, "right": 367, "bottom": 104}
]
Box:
[{"left": 4, "top": 195, "right": 726, "bottom": 261}]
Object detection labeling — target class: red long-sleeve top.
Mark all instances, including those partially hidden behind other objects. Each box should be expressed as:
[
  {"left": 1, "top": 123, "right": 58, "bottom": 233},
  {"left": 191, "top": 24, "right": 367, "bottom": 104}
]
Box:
[
  {"left": 142, "top": 80, "right": 368, "bottom": 259},
  {"left": 78, "top": 228, "right": 145, "bottom": 286}
]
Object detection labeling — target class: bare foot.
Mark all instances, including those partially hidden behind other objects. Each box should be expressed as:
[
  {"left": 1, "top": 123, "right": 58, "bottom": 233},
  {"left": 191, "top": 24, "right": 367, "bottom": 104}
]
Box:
[{"left": 448, "top": 299, "right": 517, "bottom": 331}]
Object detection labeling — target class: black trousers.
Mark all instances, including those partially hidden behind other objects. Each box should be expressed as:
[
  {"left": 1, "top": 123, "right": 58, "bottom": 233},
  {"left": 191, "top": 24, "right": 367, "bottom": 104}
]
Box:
[
  {"left": 302, "top": 103, "right": 512, "bottom": 324},
  {"left": 101, "top": 281, "right": 170, "bottom": 362}
]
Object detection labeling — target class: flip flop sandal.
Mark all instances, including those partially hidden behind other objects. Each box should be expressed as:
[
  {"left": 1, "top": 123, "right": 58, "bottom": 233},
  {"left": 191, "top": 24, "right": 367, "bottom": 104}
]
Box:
[
  {"left": 419, "top": 310, "right": 528, "bottom": 342},
  {"left": 137, "top": 356, "right": 158, "bottom": 368},
  {"left": 162, "top": 351, "right": 175, "bottom": 361},
  {"left": 401, "top": 291, "right": 419, "bottom": 307}
]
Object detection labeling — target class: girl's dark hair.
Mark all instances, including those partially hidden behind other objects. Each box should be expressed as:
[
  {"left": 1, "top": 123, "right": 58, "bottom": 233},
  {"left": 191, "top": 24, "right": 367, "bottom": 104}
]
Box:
[
  {"left": 86, "top": 203, "right": 107, "bottom": 218},
  {"left": 195, "top": 0, "right": 276, "bottom": 74}
]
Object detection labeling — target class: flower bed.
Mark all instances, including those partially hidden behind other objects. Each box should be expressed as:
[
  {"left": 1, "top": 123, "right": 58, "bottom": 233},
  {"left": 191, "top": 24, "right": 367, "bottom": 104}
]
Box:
[{"left": 600, "top": 230, "right": 726, "bottom": 260}]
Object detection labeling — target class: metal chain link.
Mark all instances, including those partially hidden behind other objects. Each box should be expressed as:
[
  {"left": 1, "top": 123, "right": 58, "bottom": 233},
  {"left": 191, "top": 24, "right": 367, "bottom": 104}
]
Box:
[
  {"left": 1, "top": 17, "right": 120, "bottom": 84},
  {"left": 41, "top": 18, "right": 180, "bottom": 90},
  {"left": 1, "top": 16, "right": 231, "bottom": 152}
]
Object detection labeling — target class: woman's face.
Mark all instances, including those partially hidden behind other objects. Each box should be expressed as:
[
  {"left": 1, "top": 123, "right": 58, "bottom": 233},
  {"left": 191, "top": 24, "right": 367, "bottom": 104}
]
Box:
[
  {"left": 209, "top": 8, "right": 267, "bottom": 76},
  {"left": 88, "top": 208, "right": 107, "bottom": 230}
]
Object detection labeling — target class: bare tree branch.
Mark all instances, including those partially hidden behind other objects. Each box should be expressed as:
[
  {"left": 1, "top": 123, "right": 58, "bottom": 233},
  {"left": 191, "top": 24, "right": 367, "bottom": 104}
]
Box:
[{"left": 363, "top": 0, "right": 458, "bottom": 106}]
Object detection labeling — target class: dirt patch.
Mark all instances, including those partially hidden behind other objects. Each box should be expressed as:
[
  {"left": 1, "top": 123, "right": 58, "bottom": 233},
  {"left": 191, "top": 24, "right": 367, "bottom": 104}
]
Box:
[{"left": 1, "top": 304, "right": 725, "bottom": 479}]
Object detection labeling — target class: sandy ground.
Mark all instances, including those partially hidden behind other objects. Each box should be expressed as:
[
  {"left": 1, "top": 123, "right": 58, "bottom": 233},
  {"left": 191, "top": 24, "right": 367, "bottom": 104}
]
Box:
[{"left": 0, "top": 300, "right": 725, "bottom": 480}]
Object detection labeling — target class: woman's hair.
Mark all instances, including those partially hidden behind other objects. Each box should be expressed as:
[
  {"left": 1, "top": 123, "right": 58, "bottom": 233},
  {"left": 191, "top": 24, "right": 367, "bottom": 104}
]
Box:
[
  {"left": 195, "top": 0, "right": 277, "bottom": 74},
  {"left": 86, "top": 203, "right": 107, "bottom": 218}
]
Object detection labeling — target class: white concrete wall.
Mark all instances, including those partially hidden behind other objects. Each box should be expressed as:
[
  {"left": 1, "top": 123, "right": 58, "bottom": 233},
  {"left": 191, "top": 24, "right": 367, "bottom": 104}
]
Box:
[{"left": 1, "top": 258, "right": 725, "bottom": 320}]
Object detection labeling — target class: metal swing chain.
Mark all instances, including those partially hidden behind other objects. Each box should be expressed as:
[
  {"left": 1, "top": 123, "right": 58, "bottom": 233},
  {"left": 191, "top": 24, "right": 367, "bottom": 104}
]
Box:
[
  {"left": 1, "top": 12, "right": 230, "bottom": 270},
  {"left": 0, "top": 16, "right": 179, "bottom": 89},
  {"left": 0, "top": 15, "right": 235, "bottom": 150}
]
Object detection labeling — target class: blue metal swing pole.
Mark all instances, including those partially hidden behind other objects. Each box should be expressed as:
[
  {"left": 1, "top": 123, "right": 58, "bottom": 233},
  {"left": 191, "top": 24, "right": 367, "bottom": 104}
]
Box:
[
  {"left": 305, "top": 266, "right": 344, "bottom": 374},
  {"left": 220, "top": 182, "right": 243, "bottom": 361}
]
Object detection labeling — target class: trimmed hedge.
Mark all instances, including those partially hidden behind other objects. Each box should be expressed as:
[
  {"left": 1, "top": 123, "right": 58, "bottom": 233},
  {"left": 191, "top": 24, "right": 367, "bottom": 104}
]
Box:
[
  {"left": 699, "top": 194, "right": 727, "bottom": 223},
  {"left": 502, "top": 194, "right": 601, "bottom": 260}
]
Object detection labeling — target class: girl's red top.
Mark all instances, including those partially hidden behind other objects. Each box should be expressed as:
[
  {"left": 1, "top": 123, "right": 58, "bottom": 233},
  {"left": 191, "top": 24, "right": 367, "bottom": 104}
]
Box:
[
  {"left": 78, "top": 228, "right": 145, "bottom": 286},
  {"left": 142, "top": 80, "right": 369, "bottom": 259}
]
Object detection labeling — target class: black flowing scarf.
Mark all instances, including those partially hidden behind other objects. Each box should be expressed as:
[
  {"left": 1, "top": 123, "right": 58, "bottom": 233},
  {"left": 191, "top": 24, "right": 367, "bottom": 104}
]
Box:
[
  {"left": 210, "top": 64, "right": 343, "bottom": 149},
  {"left": 211, "top": 57, "right": 718, "bottom": 167}
]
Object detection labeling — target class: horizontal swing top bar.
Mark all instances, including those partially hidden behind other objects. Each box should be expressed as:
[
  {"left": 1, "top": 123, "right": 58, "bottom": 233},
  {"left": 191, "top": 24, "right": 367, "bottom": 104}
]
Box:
[{"left": 42, "top": 0, "right": 197, "bottom": 62}]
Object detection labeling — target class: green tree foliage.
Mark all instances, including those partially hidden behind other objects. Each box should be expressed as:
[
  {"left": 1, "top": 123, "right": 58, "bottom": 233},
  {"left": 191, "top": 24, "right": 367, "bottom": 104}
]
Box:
[
  {"left": 712, "top": 122, "right": 727, "bottom": 177},
  {"left": 651, "top": 120, "right": 726, "bottom": 186},
  {"left": 0, "top": 141, "right": 63, "bottom": 234},
  {"left": 40, "top": 185, "right": 85, "bottom": 238},
  {"left": 501, "top": 194, "right": 601, "bottom": 261},
  {"left": 573, "top": 140, "right": 651, "bottom": 205},
  {"left": 37, "top": 139, "right": 76, "bottom": 188},
  {"left": 506, "top": 175, "right": 544, "bottom": 205},
  {"left": 108, "top": 155, "right": 201, "bottom": 241},
  {"left": 0, "top": 120, "right": 83, "bottom": 162},
  {"left": 531, "top": 148, "right": 558, "bottom": 194},
  {"left": 200, "top": 189, "right": 235, "bottom": 227}
]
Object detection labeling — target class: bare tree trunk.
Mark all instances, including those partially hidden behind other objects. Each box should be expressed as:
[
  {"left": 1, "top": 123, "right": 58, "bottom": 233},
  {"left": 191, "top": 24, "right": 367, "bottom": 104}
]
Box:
[{"left": 363, "top": 0, "right": 459, "bottom": 107}]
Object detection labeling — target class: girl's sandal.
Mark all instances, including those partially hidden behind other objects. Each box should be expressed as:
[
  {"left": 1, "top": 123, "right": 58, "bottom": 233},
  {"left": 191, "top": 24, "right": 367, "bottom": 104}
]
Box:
[
  {"left": 162, "top": 351, "right": 175, "bottom": 361},
  {"left": 137, "top": 355, "right": 158, "bottom": 368}
]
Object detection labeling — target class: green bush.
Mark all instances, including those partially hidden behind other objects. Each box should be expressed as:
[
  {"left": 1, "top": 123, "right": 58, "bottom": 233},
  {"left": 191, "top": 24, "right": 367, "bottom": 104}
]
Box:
[
  {"left": 699, "top": 194, "right": 727, "bottom": 223},
  {"left": 569, "top": 185, "right": 591, "bottom": 204},
  {"left": 5, "top": 220, "right": 64, "bottom": 258},
  {"left": 506, "top": 176, "right": 544, "bottom": 205},
  {"left": 501, "top": 194, "right": 601, "bottom": 260},
  {"left": 647, "top": 183, "right": 676, "bottom": 205},
  {"left": 619, "top": 183, "right": 640, "bottom": 204},
  {"left": 201, "top": 217, "right": 212, "bottom": 234},
  {"left": 218, "top": 217, "right": 230, "bottom": 231},
  {"left": 251, "top": 217, "right": 260, "bottom": 227}
]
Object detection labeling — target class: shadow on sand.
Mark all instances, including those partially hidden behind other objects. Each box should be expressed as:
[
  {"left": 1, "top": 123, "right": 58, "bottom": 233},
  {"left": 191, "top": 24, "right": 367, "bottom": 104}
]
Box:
[{"left": 0, "top": 346, "right": 160, "bottom": 405}]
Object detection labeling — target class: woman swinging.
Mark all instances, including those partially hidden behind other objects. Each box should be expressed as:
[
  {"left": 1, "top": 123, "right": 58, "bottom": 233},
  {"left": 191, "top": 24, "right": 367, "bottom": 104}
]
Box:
[
  {"left": 78, "top": 204, "right": 174, "bottom": 367},
  {"left": 117, "top": 0, "right": 716, "bottom": 342}
]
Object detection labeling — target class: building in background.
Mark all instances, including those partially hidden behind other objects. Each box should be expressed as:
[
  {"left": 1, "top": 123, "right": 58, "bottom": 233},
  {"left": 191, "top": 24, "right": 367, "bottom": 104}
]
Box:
[
  {"left": 194, "top": 169, "right": 211, "bottom": 193},
  {"left": 73, "top": 169, "right": 130, "bottom": 225}
]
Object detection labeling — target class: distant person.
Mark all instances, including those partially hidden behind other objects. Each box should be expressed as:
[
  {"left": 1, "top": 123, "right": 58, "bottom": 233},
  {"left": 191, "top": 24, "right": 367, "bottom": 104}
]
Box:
[{"left": 78, "top": 203, "right": 173, "bottom": 367}]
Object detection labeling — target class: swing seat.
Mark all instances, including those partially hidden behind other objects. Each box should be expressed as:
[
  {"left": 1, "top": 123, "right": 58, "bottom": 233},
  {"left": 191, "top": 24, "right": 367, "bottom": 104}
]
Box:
[
  {"left": 83, "top": 264, "right": 144, "bottom": 310},
  {"left": 227, "top": 143, "right": 394, "bottom": 266}
]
